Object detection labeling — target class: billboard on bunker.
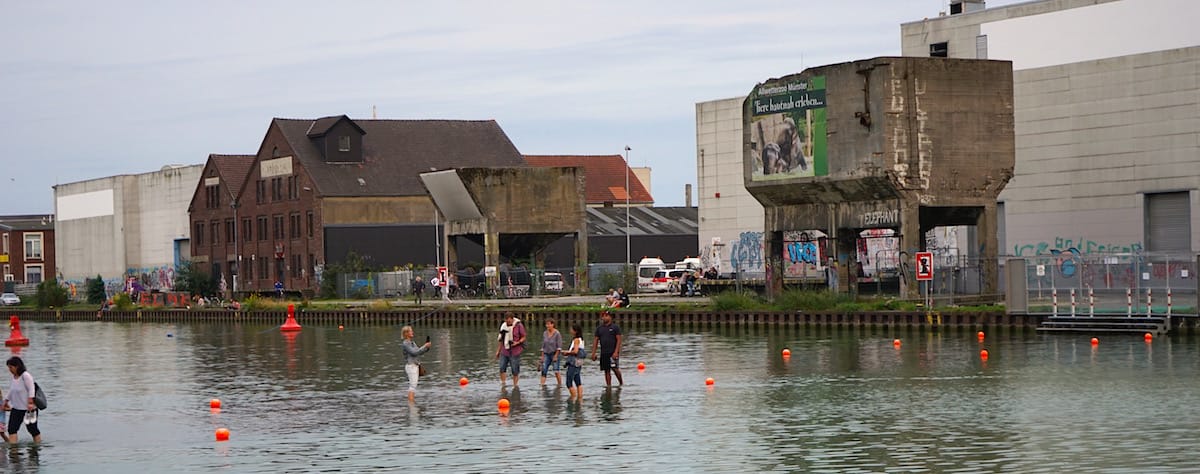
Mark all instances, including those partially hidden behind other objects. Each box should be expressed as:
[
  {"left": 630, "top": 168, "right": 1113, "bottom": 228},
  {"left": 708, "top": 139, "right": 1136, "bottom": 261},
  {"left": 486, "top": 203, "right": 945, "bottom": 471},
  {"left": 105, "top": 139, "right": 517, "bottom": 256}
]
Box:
[{"left": 746, "top": 75, "right": 827, "bottom": 181}]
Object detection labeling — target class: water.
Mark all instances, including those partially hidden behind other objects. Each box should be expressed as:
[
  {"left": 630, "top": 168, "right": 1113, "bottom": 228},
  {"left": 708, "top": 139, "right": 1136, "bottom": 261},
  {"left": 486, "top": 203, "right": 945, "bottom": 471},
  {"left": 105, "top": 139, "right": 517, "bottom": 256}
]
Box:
[{"left": 4, "top": 320, "right": 1200, "bottom": 472}]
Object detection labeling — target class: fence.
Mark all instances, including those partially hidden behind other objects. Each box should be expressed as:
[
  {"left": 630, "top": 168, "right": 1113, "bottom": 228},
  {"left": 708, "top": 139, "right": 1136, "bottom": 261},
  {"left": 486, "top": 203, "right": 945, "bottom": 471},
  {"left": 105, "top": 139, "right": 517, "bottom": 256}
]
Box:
[
  {"left": 1006, "top": 252, "right": 1199, "bottom": 316},
  {"left": 334, "top": 267, "right": 581, "bottom": 299}
]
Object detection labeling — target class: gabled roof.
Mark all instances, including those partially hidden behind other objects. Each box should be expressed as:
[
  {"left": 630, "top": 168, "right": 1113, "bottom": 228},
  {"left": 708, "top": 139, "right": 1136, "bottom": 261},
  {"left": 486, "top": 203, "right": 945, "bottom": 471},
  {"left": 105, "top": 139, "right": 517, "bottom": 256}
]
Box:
[
  {"left": 274, "top": 118, "right": 526, "bottom": 197},
  {"left": 306, "top": 114, "right": 365, "bottom": 138},
  {"left": 209, "top": 154, "right": 256, "bottom": 200},
  {"left": 523, "top": 155, "right": 653, "bottom": 205},
  {"left": 0, "top": 215, "right": 55, "bottom": 231}
]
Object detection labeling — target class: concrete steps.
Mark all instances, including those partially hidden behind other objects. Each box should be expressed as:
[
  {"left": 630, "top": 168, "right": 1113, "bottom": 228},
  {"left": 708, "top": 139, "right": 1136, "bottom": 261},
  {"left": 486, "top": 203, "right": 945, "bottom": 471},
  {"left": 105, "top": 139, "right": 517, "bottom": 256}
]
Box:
[{"left": 1036, "top": 316, "right": 1168, "bottom": 335}]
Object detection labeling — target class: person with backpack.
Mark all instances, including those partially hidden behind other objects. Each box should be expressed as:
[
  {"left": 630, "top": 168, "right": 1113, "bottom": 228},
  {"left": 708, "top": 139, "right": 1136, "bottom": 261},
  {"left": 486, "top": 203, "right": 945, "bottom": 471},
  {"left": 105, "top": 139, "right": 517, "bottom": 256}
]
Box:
[
  {"left": 2, "top": 357, "right": 41, "bottom": 444},
  {"left": 560, "top": 324, "right": 586, "bottom": 400}
]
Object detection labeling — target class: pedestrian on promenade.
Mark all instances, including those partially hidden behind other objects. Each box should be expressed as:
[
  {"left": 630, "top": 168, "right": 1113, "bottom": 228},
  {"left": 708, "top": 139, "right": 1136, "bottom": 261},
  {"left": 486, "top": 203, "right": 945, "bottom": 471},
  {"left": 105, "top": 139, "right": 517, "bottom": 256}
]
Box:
[
  {"left": 591, "top": 310, "right": 624, "bottom": 386},
  {"left": 561, "top": 324, "right": 586, "bottom": 400},
  {"left": 400, "top": 326, "right": 432, "bottom": 403},
  {"left": 495, "top": 312, "right": 526, "bottom": 387},
  {"left": 3, "top": 357, "right": 41, "bottom": 444},
  {"left": 540, "top": 318, "right": 563, "bottom": 386},
  {"left": 413, "top": 276, "right": 425, "bottom": 305}
]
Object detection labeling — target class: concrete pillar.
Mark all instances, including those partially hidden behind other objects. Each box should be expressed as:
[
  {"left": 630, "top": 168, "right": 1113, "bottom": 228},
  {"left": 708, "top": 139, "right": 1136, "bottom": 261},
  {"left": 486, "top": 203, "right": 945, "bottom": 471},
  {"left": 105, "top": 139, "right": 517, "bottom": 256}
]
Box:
[
  {"left": 484, "top": 231, "right": 501, "bottom": 268},
  {"left": 899, "top": 202, "right": 922, "bottom": 299},
  {"left": 447, "top": 235, "right": 459, "bottom": 275},
  {"left": 977, "top": 202, "right": 999, "bottom": 295},
  {"left": 765, "top": 230, "right": 783, "bottom": 301}
]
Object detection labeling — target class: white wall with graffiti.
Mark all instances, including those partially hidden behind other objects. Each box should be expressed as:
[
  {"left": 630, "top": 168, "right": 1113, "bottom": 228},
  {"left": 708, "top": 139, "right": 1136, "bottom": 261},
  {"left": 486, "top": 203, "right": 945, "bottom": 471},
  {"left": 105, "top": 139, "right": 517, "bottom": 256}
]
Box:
[
  {"left": 55, "top": 165, "right": 202, "bottom": 295},
  {"left": 697, "top": 97, "right": 767, "bottom": 278}
]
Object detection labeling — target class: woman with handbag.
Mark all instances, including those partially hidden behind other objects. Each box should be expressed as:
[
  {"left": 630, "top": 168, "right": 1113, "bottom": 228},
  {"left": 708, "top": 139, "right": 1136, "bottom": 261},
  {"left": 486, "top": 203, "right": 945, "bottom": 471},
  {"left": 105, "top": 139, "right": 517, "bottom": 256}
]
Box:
[
  {"left": 2, "top": 357, "right": 40, "bottom": 444},
  {"left": 400, "top": 326, "right": 432, "bottom": 403}
]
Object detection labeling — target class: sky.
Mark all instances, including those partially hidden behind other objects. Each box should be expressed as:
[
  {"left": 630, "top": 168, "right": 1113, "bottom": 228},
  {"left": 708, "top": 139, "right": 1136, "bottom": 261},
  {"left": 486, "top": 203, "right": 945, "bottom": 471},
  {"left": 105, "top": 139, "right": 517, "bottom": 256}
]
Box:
[{"left": 0, "top": 0, "right": 1031, "bottom": 215}]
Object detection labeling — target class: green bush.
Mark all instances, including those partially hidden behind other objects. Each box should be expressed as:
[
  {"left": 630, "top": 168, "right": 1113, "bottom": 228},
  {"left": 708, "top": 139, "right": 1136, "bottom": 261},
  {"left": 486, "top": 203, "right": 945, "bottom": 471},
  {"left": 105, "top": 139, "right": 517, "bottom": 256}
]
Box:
[
  {"left": 710, "top": 291, "right": 765, "bottom": 311},
  {"left": 34, "top": 280, "right": 70, "bottom": 308},
  {"left": 86, "top": 275, "right": 107, "bottom": 304},
  {"left": 112, "top": 293, "right": 135, "bottom": 311}
]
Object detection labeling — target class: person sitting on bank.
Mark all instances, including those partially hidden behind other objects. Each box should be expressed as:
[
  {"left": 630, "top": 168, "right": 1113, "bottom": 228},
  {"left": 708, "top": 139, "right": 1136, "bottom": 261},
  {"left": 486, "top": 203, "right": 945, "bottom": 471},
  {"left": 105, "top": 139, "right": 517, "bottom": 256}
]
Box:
[
  {"left": 605, "top": 288, "right": 619, "bottom": 307},
  {"left": 612, "top": 288, "right": 630, "bottom": 308}
]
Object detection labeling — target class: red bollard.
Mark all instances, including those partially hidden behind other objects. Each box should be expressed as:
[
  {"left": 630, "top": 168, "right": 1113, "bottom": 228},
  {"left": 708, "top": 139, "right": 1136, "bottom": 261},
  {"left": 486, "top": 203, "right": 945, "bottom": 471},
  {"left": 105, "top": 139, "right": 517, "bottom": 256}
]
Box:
[
  {"left": 5, "top": 316, "right": 29, "bottom": 347},
  {"left": 280, "top": 304, "right": 302, "bottom": 332}
]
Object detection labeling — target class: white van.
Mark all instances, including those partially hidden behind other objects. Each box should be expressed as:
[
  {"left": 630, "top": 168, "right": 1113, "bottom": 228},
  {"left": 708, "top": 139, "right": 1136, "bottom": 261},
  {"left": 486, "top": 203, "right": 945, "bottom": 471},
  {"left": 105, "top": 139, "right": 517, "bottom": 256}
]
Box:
[
  {"left": 636, "top": 257, "right": 666, "bottom": 293},
  {"left": 675, "top": 257, "right": 703, "bottom": 271}
]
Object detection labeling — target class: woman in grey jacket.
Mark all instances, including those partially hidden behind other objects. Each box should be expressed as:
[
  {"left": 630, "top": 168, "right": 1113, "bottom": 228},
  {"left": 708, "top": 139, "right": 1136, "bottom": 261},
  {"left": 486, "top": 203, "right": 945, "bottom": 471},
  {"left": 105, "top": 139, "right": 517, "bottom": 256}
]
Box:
[{"left": 401, "top": 326, "right": 432, "bottom": 402}]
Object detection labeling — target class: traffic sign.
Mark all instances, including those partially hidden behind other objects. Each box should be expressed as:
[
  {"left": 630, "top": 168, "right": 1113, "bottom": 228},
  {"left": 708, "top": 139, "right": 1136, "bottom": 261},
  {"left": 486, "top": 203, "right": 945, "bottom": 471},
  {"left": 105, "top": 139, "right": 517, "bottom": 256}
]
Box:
[{"left": 916, "top": 252, "right": 933, "bottom": 281}]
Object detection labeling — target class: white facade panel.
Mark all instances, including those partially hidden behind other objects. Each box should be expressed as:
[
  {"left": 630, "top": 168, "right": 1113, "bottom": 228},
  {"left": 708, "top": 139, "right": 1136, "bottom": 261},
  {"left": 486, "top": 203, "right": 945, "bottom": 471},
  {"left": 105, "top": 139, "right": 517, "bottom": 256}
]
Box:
[
  {"left": 56, "top": 189, "right": 115, "bottom": 221},
  {"left": 696, "top": 97, "right": 766, "bottom": 276}
]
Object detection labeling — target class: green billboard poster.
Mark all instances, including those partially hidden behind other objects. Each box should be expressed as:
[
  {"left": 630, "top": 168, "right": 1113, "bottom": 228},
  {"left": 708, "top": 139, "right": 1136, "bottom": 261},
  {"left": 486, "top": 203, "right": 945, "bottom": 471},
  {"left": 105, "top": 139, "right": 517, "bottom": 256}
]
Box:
[{"left": 748, "top": 75, "right": 827, "bottom": 180}]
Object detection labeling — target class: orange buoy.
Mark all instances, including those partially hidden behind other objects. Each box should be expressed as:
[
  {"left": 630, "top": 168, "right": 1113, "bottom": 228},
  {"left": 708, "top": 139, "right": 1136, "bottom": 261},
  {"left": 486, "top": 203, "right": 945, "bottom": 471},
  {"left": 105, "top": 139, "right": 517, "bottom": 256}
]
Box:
[
  {"left": 497, "top": 398, "right": 510, "bottom": 409},
  {"left": 215, "top": 428, "right": 230, "bottom": 441},
  {"left": 210, "top": 398, "right": 221, "bottom": 409},
  {"left": 893, "top": 339, "right": 901, "bottom": 348},
  {"left": 781, "top": 348, "right": 791, "bottom": 357},
  {"left": 459, "top": 377, "right": 469, "bottom": 386},
  {"left": 637, "top": 362, "right": 646, "bottom": 370},
  {"left": 705, "top": 377, "right": 714, "bottom": 386},
  {"left": 280, "top": 304, "right": 302, "bottom": 332},
  {"left": 1091, "top": 337, "right": 1099, "bottom": 345},
  {"left": 980, "top": 349, "right": 989, "bottom": 360},
  {"left": 5, "top": 316, "right": 29, "bottom": 347},
  {"left": 1144, "top": 333, "right": 1153, "bottom": 342}
]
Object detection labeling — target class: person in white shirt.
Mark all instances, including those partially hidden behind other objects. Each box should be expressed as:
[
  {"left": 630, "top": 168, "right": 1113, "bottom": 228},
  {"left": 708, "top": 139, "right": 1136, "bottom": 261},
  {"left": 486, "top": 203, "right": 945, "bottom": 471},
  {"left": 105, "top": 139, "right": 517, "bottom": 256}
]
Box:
[{"left": 2, "top": 357, "right": 40, "bottom": 444}]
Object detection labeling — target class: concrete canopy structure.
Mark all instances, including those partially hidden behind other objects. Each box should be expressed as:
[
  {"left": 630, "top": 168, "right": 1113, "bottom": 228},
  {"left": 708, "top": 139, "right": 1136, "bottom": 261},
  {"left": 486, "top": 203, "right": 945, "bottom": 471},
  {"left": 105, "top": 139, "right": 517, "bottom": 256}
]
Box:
[
  {"left": 420, "top": 167, "right": 588, "bottom": 282},
  {"left": 743, "top": 56, "right": 1015, "bottom": 298}
]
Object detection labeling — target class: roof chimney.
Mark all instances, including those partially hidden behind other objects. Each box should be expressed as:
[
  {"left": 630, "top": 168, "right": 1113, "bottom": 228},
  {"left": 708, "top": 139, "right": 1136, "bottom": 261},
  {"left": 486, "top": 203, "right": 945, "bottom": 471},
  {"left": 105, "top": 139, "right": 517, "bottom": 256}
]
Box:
[{"left": 685, "top": 184, "right": 693, "bottom": 208}]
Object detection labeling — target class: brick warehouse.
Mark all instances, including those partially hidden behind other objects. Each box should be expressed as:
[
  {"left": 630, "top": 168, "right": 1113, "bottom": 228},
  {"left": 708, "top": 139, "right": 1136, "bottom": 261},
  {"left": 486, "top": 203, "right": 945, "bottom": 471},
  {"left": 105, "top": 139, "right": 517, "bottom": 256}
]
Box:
[{"left": 188, "top": 115, "right": 526, "bottom": 295}]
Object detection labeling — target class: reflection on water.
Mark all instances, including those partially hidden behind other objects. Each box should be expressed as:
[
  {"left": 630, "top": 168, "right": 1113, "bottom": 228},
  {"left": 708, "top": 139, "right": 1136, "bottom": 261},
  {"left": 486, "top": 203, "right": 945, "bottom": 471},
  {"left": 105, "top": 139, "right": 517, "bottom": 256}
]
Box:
[{"left": 4, "top": 321, "right": 1200, "bottom": 471}]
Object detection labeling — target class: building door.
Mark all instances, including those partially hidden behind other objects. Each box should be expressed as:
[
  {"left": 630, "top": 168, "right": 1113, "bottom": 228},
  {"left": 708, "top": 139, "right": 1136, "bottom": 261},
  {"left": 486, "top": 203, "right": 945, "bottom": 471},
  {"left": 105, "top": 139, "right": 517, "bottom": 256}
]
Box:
[{"left": 1145, "top": 192, "right": 1191, "bottom": 252}]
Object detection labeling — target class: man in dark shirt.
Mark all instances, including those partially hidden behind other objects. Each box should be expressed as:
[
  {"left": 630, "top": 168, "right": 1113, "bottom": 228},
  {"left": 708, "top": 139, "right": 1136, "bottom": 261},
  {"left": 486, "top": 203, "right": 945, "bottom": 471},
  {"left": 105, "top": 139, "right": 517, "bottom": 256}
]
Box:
[{"left": 591, "top": 310, "right": 624, "bottom": 386}]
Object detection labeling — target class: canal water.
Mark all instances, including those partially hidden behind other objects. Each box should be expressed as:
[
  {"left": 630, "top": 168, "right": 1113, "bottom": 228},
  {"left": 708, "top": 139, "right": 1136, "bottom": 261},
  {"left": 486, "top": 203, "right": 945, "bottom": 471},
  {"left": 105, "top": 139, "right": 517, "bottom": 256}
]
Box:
[{"left": 4, "top": 319, "right": 1200, "bottom": 472}]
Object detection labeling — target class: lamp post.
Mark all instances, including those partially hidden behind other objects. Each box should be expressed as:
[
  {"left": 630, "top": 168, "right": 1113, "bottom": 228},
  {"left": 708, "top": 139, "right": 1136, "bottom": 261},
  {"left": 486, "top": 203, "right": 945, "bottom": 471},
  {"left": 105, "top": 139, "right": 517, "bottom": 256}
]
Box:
[{"left": 624, "top": 146, "right": 632, "bottom": 276}]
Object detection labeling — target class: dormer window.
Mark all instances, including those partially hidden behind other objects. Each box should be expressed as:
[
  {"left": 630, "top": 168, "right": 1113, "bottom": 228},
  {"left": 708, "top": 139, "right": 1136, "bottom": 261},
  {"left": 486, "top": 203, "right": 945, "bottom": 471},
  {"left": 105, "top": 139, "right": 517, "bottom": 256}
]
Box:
[{"left": 338, "top": 136, "right": 351, "bottom": 152}]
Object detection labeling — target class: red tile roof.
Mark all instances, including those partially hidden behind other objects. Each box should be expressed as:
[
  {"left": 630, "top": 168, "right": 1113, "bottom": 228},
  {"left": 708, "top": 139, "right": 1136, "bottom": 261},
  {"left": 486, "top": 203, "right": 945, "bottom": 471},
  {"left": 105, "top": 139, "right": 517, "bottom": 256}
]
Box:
[
  {"left": 523, "top": 155, "right": 652, "bottom": 205},
  {"left": 209, "top": 154, "right": 256, "bottom": 200}
]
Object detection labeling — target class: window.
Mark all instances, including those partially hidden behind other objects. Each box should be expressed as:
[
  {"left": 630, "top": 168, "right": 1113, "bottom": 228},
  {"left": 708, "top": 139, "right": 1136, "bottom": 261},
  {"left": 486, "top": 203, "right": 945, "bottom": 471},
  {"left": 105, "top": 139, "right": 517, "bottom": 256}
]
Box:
[
  {"left": 338, "top": 135, "right": 351, "bottom": 152},
  {"left": 225, "top": 219, "right": 235, "bottom": 244},
  {"left": 272, "top": 146, "right": 280, "bottom": 158},
  {"left": 257, "top": 216, "right": 268, "bottom": 241},
  {"left": 930, "top": 42, "right": 948, "bottom": 58},
  {"left": 287, "top": 176, "right": 297, "bottom": 200},
  {"left": 309, "top": 253, "right": 315, "bottom": 277},
  {"left": 256, "top": 180, "right": 266, "bottom": 204},
  {"left": 292, "top": 254, "right": 301, "bottom": 278},
  {"left": 245, "top": 257, "right": 253, "bottom": 281},
  {"left": 2, "top": 264, "right": 9, "bottom": 280},
  {"left": 194, "top": 222, "right": 204, "bottom": 246},
  {"left": 307, "top": 211, "right": 314, "bottom": 238},
  {"left": 24, "top": 265, "right": 42, "bottom": 284},
  {"left": 2, "top": 233, "right": 7, "bottom": 254},
  {"left": 975, "top": 34, "right": 988, "bottom": 59},
  {"left": 242, "top": 218, "right": 252, "bottom": 243},
  {"left": 210, "top": 221, "right": 220, "bottom": 246},
  {"left": 206, "top": 185, "right": 221, "bottom": 209},
  {"left": 271, "top": 178, "right": 283, "bottom": 201},
  {"left": 258, "top": 258, "right": 268, "bottom": 280},
  {"left": 23, "top": 233, "right": 42, "bottom": 260},
  {"left": 289, "top": 213, "right": 301, "bottom": 239},
  {"left": 275, "top": 258, "right": 285, "bottom": 282},
  {"left": 273, "top": 215, "right": 284, "bottom": 240}
]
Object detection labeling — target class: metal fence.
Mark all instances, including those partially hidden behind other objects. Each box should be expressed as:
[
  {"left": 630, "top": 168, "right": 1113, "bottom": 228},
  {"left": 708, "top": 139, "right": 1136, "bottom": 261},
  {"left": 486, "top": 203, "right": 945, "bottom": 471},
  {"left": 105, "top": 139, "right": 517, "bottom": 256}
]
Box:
[
  {"left": 1006, "top": 252, "right": 1199, "bottom": 316},
  {"left": 334, "top": 267, "right": 581, "bottom": 299}
]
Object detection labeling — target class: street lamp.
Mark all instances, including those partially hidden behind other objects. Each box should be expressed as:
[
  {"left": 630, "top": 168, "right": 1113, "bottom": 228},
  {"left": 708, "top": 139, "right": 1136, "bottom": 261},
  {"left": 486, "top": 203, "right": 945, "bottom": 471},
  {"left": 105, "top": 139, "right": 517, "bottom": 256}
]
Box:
[{"left": 624, "top": 146, "right": 631, "bottom": 273}]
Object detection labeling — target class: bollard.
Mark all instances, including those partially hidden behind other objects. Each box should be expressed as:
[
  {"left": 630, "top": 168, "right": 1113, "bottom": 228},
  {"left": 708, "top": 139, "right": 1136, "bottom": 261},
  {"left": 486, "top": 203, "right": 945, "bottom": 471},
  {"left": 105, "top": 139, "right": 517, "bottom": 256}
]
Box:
[
  {"left": 1070, "top": 288, "right": 1076, "bottom": 317},
  {"left": 1126, "top": 288, "right": 1132, "bottom": 317},
  {"left": 1052, "top": 289, "right": 1058, "bottom": 316},
  {"left": 1088, "top": 288, "right": 1095, "bottom": 317},
  {"left": 1146, "top": 288, "right": 1152, "bottom": 317},
  {"left": 1167, "top": 289, "right": 1172, "bottom": 316}
]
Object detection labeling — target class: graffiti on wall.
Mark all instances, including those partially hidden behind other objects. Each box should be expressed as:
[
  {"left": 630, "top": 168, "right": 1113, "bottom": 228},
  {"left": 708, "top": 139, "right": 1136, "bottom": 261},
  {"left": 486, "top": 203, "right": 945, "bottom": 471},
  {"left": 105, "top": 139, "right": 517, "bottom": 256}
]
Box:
[
  {"left": 729, "top": 231, "right": 764, "bottom": 273},
  {"left": 1014, "top": 237, "right": 1143, "bottom": 257},
  {"left": 126, "top": 265, "right": 176, "bottom": 291}
]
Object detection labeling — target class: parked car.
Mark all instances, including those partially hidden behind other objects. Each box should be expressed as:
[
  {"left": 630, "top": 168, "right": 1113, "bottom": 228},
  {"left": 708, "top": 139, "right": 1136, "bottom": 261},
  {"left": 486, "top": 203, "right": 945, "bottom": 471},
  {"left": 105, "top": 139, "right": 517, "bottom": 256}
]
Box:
[
  {"left": 647, "top": 269, "right": 687, "bottom": 293},
  {"left": 543, "top": 272, "right": 564, "bottom": 292},
  {"left": 0, "top": 293, "right": 20, "bottom": 306}
]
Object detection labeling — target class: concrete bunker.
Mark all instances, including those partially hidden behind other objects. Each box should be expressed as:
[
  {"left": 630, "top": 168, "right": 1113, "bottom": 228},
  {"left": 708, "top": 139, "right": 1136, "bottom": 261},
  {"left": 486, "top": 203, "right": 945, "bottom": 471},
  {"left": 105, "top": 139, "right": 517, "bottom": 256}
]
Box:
[{"left": 743, "top": 56, "right": 1015, "bottom": 299}]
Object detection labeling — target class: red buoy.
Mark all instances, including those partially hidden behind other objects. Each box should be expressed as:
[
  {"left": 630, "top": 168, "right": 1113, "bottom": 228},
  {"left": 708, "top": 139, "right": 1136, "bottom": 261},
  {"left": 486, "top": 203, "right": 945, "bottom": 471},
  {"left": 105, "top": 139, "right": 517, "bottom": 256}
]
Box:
[
  {"left": 5, "top": 316, "right": 29, "bottom": 347},
  {"left": 280, "top": 304, "right": 302, "bottom": 332}
]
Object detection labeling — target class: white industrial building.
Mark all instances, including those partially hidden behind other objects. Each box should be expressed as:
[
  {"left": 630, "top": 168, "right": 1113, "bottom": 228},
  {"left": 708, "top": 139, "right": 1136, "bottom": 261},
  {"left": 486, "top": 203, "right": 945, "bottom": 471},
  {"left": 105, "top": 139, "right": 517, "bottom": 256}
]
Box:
[
  {"left": 53, "top": 165, "right": 203, "bottom": 293},
  {"left": 901, "top": 0, "right": 1199, "bottom": 257},
  {"left": 697, "top": 0, "right": 1198, "bottom": 283}
]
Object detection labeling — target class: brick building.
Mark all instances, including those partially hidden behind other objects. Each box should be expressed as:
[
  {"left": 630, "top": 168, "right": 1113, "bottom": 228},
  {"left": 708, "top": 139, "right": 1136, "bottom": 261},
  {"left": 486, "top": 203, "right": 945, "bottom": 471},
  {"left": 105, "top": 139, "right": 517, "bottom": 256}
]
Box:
[
  {"left": 0, "top": 215, "right": 56, "bottom": 288},
  {"left": 189, "top": 115, "right": 526, "bottom": 295}
]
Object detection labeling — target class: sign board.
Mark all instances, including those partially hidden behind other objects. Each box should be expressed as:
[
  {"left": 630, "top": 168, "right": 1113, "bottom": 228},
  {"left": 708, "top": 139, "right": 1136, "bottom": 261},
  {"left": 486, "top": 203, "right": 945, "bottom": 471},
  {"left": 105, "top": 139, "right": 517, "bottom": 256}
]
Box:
[
  {"left": 915, "top": 252, "right": 933, "bottom": 281},
  {"left": 1036, "top": 265, "right": 1046, "bottom": 276},
  {"left": 437, "top": 267, "right": 449, "bottom": 286}
]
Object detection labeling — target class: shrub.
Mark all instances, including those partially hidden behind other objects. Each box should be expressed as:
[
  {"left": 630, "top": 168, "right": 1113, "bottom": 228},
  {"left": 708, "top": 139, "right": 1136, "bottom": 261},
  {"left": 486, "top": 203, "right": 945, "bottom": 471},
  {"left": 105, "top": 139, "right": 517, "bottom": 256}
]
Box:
[
  {"left": 369, "top": 299, "right": 392, "bottom": 311},
  {"left": 34, "top": 280, "right": 70, "bottom": 308},
  {"left": 710, "top": 291, "right": 765, "bottom": 311},
  {"left": 86, "top": 275, "right": 107, "bottom": 304},
  {"left": 112, "top": 293, "right": 135, "bottom": 311}
]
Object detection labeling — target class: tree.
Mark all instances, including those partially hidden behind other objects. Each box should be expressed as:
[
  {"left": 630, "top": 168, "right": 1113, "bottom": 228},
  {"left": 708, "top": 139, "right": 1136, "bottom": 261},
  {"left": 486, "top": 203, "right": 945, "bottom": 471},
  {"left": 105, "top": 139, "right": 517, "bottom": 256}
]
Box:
[
  {"left": 86, "top": 275, "right": 107, "bottom": 304},
  {"left": 174, "top": 261, "right": 217, "bottom": 296},
  {"left": 35, "top": 280, "right": 69, "bottom": 308}
]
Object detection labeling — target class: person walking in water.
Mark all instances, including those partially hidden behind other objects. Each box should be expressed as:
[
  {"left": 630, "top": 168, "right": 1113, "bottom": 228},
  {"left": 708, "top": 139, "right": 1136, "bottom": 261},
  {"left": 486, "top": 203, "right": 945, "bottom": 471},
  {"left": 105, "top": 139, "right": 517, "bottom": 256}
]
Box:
[
  {"left": 400, "top": 326, "right": 432, "bottom": 403},
  {"left": 2, "top": 357, "right": 40, "bottom": 444},
  {"left": 539, "top": 318, "right": 563, "bottom": 386},
  {"left": 591, "top": 310, "right": 624, "bottom": 386},
  {"left": 561, "top": 324, "right": 586, "bottom": 400},
  {"left": 495, "top": 312, "right": 526, "bottom": 387}
]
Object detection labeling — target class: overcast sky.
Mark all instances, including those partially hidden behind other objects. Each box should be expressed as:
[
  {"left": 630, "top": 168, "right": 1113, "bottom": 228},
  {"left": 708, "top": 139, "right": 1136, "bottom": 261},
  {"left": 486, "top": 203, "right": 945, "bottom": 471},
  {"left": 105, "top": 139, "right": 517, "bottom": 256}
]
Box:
[{"left": 0, "top": 0, "right": 1032, "bottom": 214}]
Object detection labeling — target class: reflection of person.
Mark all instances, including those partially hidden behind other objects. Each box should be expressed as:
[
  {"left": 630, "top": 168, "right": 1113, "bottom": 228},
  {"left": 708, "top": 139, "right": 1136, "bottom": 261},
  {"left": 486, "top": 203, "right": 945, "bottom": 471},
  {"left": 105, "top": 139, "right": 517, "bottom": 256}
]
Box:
[
  {"left": 539, "top": 319, "right": 562, "bottom": 386},
  {"left": 591, "top": 311, "right": 624, "bottom": 386},
  {"left": 3, "top": 357, "right": 40, "bottom": 444},
  {"left": 495, "top": 312, "right": 526, "bottom": 387},
  {"left": 561, "top": 325, "right": 585, "bottom": 400},
  {"left": 400, "top": 326, "right": 431, "bottom": 403}
]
